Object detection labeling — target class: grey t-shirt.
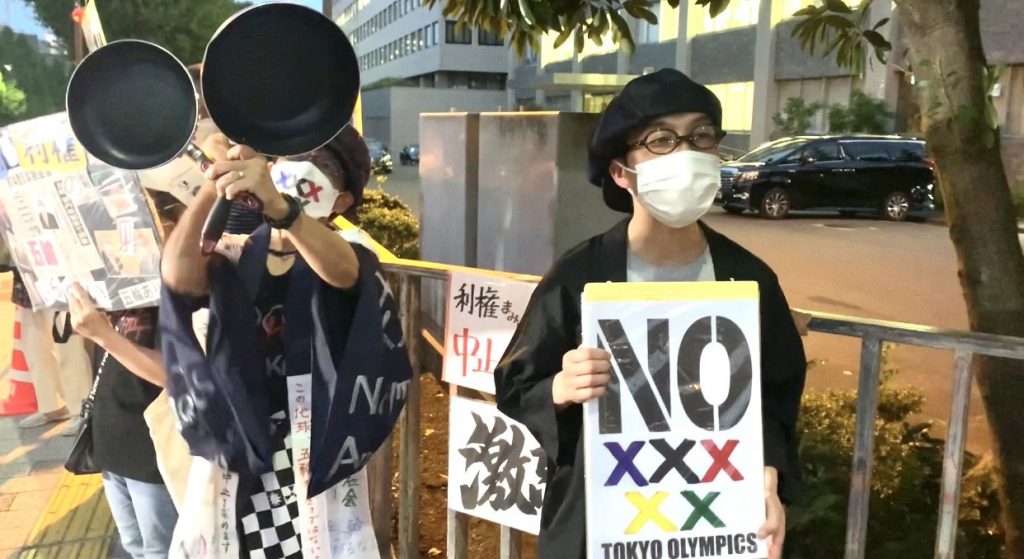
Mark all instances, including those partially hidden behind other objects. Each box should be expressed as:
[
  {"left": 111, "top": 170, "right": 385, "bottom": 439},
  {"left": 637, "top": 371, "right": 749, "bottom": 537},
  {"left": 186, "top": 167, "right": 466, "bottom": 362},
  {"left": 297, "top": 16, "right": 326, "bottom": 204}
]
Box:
[{"left": 627, "top": 246, "right": 715, "bottom": 283}]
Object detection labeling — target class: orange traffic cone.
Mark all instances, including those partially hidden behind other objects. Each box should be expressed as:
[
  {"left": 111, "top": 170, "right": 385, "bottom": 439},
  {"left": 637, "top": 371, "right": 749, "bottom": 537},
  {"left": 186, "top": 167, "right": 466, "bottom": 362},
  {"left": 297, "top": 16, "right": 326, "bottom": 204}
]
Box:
[{"left": 0, "top": 307, "right": 39, "bottom": 416}]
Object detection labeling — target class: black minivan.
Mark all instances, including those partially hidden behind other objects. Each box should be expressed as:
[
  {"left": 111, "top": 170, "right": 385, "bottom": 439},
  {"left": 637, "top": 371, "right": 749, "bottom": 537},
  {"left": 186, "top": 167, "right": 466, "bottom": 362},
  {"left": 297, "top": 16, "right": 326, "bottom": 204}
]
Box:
[{"left": 717, "top": 135, "right": 936, "bottom": 221}]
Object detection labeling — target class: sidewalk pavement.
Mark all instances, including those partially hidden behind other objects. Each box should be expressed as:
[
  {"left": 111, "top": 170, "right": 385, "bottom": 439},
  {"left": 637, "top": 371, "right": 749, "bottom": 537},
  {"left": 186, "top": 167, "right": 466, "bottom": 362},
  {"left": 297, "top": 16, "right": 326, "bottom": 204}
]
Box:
[{"left": 0, "top": 275, "right": 123, "bottom": 559}]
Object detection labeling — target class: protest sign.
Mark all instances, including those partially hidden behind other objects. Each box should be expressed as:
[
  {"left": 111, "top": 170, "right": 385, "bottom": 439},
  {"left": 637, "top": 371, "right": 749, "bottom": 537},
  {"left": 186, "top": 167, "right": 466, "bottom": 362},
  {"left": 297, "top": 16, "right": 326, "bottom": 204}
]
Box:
[
  {"left": 582, "top": 282, "right": 766, "bottom": 559},
  {"left": 447, "top": 395, "right": 546, "bottom": 535},
  {"left": 442, "top": 270, "right": 535, "bottom": 394},
  {"left": 0, "top": 112, "right": 164, "bottom": 310}
]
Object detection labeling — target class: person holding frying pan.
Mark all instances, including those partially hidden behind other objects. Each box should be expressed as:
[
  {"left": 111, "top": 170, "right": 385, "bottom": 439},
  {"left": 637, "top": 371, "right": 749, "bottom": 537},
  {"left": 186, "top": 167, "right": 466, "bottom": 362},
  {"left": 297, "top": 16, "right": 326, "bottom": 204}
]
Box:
[{"left": 159, "top": 125, "right": 410, "bottom": 557}]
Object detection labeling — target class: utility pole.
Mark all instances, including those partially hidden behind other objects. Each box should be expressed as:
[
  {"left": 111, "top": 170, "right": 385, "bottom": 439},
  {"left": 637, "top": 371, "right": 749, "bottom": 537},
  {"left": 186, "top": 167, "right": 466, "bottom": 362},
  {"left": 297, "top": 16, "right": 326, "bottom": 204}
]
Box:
[{"left": 322, "top": 0, "right": 332, "bottom": 19}]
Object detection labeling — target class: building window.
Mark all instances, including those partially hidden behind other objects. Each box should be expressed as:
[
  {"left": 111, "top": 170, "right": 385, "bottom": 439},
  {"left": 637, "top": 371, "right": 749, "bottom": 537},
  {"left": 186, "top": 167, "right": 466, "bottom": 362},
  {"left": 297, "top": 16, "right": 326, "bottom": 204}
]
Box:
[
  {"left": 445, "top": 21, "right": 472, "bottom": 44},
  {"left": 417, "top": 28, "right": 425, "bottom": 49},
  {"left": 431, "top": 22, "right": 439, "bottom": 45},
  {"left": 637, "top": 2, "right": 660, "bottom": 44},
  {"left": 478, "top": 28, "right": 503, "bottom": 46}
]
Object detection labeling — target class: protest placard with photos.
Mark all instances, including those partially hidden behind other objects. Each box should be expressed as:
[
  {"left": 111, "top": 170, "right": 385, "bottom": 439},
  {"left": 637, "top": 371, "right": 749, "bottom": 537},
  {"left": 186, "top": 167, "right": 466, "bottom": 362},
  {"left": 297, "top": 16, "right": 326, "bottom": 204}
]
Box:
[
  {"left": 442, "top": 270, "right": 535, "bottom": 394},
  {"left": 581, "top": 282, "right": 766, "bottom": 559},
  {"left": 0, "top": 112, "right": 164, "bottom": 310},
  {"left": 447, "top": 395, "right": 546, "bottom": 535}
]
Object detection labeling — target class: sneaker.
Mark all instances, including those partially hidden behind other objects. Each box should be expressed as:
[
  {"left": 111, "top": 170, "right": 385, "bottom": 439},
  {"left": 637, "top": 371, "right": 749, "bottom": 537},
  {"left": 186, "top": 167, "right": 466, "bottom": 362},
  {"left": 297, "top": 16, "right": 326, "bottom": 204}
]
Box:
[
  {"left": 62, "top": 416, "right": 85, "bottom": 437},
  {"left": 17, "top": 407, "right": 71, "bottom": 429}
]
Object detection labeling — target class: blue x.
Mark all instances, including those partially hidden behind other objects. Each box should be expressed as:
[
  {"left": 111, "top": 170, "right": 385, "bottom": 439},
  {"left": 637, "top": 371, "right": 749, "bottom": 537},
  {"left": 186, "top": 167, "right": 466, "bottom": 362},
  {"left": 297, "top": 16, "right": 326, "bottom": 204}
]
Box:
[{"left": 604, "top": 441, "right": 648, "bottom": 487}]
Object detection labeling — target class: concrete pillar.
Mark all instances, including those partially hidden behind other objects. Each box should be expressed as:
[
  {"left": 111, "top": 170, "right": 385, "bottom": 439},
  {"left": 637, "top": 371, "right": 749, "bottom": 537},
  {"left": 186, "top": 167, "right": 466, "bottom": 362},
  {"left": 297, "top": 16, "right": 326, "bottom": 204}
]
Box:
[
  {"left": 750, "top": 0, "right": 779, "bottom": 146},
  {"left": 675, "top": 1, "right": 692, "bottom": 74},
  {"left": 506, "top": 44, "right": 517, "bottom": 110},
  {"left": 617, "top": 17, "right": 637, "bottom": 75},
  {"left": 862, "top": 0, "right": 899, "bottom": 116},
  {"left": 570, "top": 34, "right": 584, "bottom": 111}
]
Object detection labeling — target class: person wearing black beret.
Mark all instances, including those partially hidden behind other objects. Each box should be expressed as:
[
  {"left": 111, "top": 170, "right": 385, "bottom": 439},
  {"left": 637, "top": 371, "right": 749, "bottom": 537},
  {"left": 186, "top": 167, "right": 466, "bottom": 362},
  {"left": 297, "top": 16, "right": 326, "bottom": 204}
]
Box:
[{"left": 494, "top": 68, "right": 806, "bottom": 559}]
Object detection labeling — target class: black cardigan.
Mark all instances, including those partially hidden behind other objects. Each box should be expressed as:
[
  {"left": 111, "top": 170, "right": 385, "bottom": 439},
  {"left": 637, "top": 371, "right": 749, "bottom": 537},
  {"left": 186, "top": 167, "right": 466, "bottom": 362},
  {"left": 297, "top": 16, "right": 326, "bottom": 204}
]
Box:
[{"left": 494, "top": 218, "right": 807, "bottom": 559}]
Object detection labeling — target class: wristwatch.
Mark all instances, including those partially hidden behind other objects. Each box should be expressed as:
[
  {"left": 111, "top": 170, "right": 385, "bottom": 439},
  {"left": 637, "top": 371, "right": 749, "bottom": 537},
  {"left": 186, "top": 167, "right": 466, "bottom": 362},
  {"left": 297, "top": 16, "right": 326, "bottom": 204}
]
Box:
[{"left": 265, "top": 193, "right": 302, "bottom": 230}]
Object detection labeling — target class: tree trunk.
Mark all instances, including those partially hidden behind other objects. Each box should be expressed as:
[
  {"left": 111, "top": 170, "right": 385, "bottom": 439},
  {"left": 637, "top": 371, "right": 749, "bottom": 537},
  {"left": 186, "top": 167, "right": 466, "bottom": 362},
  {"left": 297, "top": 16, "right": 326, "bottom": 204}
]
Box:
[{"left": 899, "top": 0, "right": 1024, "bottom": 555}]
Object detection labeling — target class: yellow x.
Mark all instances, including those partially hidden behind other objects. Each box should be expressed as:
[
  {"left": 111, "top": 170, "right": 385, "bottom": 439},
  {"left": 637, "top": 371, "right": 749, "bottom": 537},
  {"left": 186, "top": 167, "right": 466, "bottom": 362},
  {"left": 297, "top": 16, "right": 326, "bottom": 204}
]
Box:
[{"left": 624, "top": 491, "right": 677, "bottom": 535}]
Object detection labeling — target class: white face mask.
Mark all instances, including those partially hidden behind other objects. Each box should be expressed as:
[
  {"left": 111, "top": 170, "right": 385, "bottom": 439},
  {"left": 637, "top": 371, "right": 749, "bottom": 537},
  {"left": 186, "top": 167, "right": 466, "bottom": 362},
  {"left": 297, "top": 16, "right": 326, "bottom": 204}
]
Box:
[
  {"left": 269, "top": 161, "right": 340, "bottom": 219},
  {"left": 618, "top": 150, "right": 721, "bottom": 228}
]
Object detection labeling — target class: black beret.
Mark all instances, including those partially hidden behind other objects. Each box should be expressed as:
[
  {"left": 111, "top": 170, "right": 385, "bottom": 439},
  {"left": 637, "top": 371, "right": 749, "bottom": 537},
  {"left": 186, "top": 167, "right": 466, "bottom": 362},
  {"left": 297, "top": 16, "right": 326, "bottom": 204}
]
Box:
[{"left": 588, "top": 69, "right": 722, "bottom": 212}]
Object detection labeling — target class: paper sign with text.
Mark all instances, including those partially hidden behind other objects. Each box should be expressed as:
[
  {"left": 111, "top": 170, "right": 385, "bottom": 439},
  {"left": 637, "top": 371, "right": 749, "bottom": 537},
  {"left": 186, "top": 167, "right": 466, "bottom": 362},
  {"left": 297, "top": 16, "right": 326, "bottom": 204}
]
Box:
[
  {"left": 442, "top": 271, "right": 535, "bottom": 394},
  {"left": 447, "top": 396, "right": 546, "bottom": 535},
  {"left": 0, "top": 112, "right": 163, "bottom": 310},
  {"left": 582, "top": 282, "right": 766, "bottom": 559}
]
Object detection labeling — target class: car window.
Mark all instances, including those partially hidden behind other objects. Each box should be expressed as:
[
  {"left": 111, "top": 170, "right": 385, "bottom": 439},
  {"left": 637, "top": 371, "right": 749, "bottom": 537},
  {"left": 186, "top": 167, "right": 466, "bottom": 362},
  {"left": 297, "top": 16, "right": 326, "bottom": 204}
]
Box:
[
  {"left": 842, "top": 141, "right": 891, "bottom": 161},
  {"left": 805, "top": 142, "right": 841, "bottom": 162},
  {"left": 736, "top": 138, "right": 805, "bottom": 163},
  {"left": 887, "top": 142, "right": 925, "bottom": 162}
]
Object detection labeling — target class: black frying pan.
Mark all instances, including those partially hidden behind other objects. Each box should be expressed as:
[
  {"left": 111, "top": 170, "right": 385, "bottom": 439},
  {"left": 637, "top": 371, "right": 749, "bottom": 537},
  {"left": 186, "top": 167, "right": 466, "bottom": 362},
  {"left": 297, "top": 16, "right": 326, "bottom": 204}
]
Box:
[{"left": 67, "top": 2, "right": 360, "bottom": 254}]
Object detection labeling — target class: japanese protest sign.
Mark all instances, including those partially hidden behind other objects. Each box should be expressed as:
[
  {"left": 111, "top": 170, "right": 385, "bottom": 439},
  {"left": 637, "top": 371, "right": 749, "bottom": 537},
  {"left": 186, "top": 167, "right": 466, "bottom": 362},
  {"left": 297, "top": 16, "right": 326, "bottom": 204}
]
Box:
[
  {"left": 442, "top": 271, "right": 535, "bottom": 394},
  {"left": 0, "top": 112, "right": 163, "bottom": 310},
  {"left": 581, "top": 282, "right": 766, "bottom": 559},
  {"left": 447, "top": 396, "right": 547, "bottom": 535}
]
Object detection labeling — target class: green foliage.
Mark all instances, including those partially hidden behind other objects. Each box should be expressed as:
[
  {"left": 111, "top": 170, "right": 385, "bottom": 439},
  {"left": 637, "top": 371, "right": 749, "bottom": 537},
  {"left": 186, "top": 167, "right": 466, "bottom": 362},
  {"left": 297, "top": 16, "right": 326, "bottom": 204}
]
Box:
[
  {"left": 25, "top": 0, "right": 247, "bottom": 64},
  {"left": 787, "top": 352, "right": 1003, "bottom": 558},
  {"left": 357, "top": 189, "right": 421, "bottom": 259},
  {"left": 827, "top": 90, "right": 892, "bottom": 134},
  {"left": 363, "top": 77, "right": 416, "bottom": 91},
  {"left": 790, "top": 0, "right": 891, "bottom": 76},
  {"left": 428, "top": 0, "right": 891, "bottom": 66},
  {"left": 0, "top": 27, "right": 68, "bottom": 124},
  {"left": 1013, "top": 189, "right": 1024, "bottom": 220},
  {"left": 773, "top": 98, "right": 825, "bottom": 137},
  {"left": 0, "top": 70, "right": 28, "bottom": 126}
]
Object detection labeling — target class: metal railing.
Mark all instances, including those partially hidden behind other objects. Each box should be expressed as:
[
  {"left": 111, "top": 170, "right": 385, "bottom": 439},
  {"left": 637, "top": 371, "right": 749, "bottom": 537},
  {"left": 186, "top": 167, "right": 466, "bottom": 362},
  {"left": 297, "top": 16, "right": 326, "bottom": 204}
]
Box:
[{"left": 367, "top": 256, "right": 1024, "bottom": 559}]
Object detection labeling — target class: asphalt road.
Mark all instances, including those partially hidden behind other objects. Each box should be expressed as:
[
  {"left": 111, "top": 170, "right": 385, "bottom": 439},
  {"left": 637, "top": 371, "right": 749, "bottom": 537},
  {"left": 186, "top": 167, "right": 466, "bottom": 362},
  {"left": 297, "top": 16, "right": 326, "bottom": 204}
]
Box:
[{"left": 379, "top": 165, "right": 1023, "bottom": 453}]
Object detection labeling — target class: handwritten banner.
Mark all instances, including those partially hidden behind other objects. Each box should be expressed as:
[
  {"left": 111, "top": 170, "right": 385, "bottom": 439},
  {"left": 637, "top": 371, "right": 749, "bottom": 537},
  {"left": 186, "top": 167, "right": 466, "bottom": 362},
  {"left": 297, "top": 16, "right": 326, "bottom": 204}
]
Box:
[
  {"left": 447, "top": 396, "right": 546, "bottom": 535},
  {"left": 442, "top": 271, "right": 535, "bottom": 394},
  {"left": 582, "top": 282, "right": 766, "bottom": 559}
]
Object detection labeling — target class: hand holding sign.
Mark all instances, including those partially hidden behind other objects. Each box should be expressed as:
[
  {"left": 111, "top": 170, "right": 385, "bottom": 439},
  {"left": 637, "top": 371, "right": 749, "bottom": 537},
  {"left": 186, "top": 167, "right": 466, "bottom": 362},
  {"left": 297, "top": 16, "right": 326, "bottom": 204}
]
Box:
[
  {"left": 758, "top": 466, "right": 785, "bottom": 559},
  {"left": 553, "top": 346, "right": 613, "bottom": 408},
  {"left": 67, "top": 282, "right": 115, "bottom": 345}
]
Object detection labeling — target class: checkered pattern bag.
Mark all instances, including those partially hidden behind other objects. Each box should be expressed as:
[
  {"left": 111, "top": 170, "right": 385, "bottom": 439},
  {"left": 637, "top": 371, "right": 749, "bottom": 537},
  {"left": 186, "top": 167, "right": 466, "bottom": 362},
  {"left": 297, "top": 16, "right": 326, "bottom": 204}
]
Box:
[{"left": 239, "top": 434, "right": 303, "bottom": 559}]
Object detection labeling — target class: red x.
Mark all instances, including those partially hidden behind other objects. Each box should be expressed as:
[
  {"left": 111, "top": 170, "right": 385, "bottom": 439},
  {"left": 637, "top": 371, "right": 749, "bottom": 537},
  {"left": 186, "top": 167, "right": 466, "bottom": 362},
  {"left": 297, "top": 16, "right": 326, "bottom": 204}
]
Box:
[
  {"left": 701, "top": 439, "right": 743, "bottom": 482},
  {"left": 299, "top": 179, "right": 324, "bottom": 202}
]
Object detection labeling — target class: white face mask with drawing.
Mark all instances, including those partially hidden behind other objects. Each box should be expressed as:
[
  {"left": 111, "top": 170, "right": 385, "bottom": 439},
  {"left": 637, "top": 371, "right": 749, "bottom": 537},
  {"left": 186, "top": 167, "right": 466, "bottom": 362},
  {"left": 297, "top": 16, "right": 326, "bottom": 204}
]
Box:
[
  {"left": 617, "top": 150, "right": 721, "bottom": 228},
  {"left": 269, "top": 161, "right": 339, "bottom": 219}
]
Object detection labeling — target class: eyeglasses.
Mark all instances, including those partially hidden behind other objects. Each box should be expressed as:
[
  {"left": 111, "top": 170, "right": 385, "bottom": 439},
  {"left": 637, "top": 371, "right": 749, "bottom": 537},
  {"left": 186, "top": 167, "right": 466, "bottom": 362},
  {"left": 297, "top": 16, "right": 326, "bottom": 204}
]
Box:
[{"left": 629, "top": 124, "right": 727, "bottom": 155}]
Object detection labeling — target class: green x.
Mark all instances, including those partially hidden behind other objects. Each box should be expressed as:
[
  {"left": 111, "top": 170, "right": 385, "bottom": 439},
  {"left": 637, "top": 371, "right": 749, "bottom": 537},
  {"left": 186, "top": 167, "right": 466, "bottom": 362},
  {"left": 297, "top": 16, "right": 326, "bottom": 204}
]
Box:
[{"left": 680, "top": 490, "right": 725, "bottom": 530}]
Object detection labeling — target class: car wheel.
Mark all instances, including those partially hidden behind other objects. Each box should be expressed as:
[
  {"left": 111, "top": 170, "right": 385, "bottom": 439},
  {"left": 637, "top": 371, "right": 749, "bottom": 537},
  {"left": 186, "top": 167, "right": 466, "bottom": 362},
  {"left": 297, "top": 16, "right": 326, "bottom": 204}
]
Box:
[
  {"left": 882, "top": 191, "right": 910, "bottom": 221},
  {"left": 724, "top": 206, "right": 745, "bottom": 215},
  {"left": 759, "top": 187, "right": 791, "bottom": 219}
]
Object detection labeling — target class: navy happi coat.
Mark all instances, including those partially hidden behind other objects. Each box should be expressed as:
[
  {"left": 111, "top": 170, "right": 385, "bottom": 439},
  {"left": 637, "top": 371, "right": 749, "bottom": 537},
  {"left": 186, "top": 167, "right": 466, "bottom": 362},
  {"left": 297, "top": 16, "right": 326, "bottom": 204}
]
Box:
[{"left": 159, "top": 225, "right": 412, "bottom": 497}]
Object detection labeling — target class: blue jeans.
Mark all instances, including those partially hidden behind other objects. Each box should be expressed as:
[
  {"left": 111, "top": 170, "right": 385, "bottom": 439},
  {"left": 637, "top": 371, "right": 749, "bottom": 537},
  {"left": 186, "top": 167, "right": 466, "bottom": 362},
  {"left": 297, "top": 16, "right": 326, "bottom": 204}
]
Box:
[{"left": 102, "top": 472, "right": 178, "bottom": 559}]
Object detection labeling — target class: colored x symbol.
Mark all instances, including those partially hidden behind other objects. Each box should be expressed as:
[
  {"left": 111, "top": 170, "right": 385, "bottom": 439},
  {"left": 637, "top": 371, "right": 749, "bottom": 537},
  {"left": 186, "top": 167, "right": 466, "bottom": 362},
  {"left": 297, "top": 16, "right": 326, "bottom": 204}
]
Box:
[
  {"left": 604, "top": 441, "right": 647, "bottom": 487},
  {"left": 649, "top": 439, "right": 699, "bottom": 484},
  {"left": 700, "top": 439, "right": 743, "bottom": 482},
  {"left": 625, "top": 491, "right": 676, "bottom": 534},
  {"left": 297, "top": 178, "right": 324, "bottom": 202},
  {"left": 680, "top": 490, "right": 725, "bottom": 530},
  {"left": 274, "top": 171, "right": 292, "bottom": 191}
]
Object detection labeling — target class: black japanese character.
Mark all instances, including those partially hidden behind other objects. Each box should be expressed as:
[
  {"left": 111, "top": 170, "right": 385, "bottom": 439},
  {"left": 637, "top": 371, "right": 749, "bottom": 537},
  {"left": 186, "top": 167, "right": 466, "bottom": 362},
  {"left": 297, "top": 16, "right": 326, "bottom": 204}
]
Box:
[{"left": 458, "top": 412, "right": 545, "bottom": 515}]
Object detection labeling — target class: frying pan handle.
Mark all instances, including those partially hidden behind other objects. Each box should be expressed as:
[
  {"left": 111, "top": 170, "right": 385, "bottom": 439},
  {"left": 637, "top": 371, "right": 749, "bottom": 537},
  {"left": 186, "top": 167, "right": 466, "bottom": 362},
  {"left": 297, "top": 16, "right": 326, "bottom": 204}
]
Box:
[
  {"left": 184, "top": 143, "right": 263, "bottom": 256},
  {"left": 183, "top": 143, "right": 263, "bottom": 211}
]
